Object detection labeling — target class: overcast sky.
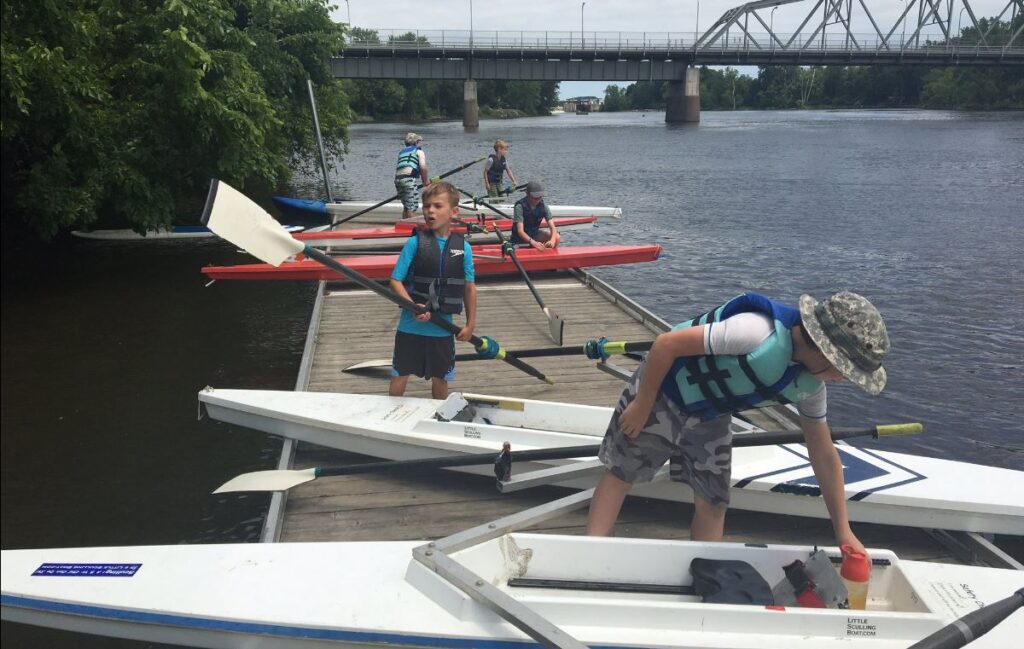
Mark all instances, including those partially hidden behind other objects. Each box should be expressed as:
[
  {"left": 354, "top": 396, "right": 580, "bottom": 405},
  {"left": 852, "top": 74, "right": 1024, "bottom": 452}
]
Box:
[{"left": 332, "top": 1, "right": 1013, "bottom": 98}]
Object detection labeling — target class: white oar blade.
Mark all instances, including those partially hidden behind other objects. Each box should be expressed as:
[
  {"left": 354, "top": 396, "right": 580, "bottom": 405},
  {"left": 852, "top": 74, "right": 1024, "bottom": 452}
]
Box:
[
  {"left": 545, "top": 308, "right": 565, "bottom": 346},
  {"left": 342, "top": 358, "right": 393, "bottom": 373},
  {"left": 213, "top": 468, "right": 318, "bottom": 493},
  {"left": 201, "top": 180, "right": 304, "bottom": 266}
]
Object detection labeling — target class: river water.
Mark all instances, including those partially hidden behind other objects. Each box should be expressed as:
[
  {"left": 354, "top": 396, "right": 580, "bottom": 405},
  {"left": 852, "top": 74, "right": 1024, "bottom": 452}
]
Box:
[{"left": 2, "top": 109, "right": 1023, "bottom": 647}]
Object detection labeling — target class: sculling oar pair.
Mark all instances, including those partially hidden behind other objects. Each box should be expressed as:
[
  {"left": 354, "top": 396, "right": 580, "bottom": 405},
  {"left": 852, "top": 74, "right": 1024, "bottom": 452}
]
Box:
[
  {"left": 201, "top": 180, "right": 551, "bottom": 385},
  {"left": 329, "top": 156, "right": 487, "bottom": 228},
  {"left": 343, "top": 338, "right": 653, "bottom": 373},
  {"left": 213, "top": 423, "right": 923, "bottom": 493},
  {"left": 452, "top": 184, "right": 566, "bottom": 345}
]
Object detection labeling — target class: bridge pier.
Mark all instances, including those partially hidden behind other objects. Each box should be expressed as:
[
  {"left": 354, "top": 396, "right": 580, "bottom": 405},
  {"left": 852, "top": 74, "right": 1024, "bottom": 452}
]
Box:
[
  {"left": 463, "top": 80, "right": 480, "bottom": 128},
  {"left": 665, "top": 66, "right": 700, "bottom": 124}
]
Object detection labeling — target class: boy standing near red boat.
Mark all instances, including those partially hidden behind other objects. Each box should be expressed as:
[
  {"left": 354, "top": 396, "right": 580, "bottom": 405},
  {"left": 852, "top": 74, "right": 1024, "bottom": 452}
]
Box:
[
  {"left": 388, "top": 181, "right": 477, "bottom": 399},
  {"left": 586, "top": 291, "right": 891, "bottom": 557}
]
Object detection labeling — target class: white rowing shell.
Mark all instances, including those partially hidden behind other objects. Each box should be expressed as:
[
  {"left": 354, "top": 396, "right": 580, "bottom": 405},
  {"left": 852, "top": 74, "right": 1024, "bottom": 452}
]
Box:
[{"left": 198, "top": 389, "right": 1024, "bottom": 535}]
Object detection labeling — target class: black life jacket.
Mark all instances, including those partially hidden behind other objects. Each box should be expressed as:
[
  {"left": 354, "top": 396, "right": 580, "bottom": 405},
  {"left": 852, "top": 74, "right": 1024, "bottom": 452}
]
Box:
[
  {"left": 406, "top": 230, "right": 467, "bottom": 315},
  {"left": 486, "top": 153, "right": 508, "bottom": 183}
]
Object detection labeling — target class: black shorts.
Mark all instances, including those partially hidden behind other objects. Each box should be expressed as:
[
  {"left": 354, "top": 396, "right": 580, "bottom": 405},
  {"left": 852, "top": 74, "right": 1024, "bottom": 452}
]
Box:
[{"left": 392, "top": 331, "right": 456, "bottom": 381}]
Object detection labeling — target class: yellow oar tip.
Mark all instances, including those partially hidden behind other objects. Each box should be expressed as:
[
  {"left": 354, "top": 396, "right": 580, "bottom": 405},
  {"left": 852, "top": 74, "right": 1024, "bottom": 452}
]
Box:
[
  {"left": 876, "top": 423, "right": 924, "bottom": 436},
  {"left": 544, "top": 378, "right": 556, "bottom": 385}
]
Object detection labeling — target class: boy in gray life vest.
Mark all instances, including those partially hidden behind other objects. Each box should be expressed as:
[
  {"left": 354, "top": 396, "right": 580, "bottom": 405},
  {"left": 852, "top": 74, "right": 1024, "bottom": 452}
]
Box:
[
  {"left": 394, "top": 132, "right": 430, "bottom": 219},
  {"left": 483, "top": 139, "right": 518, "bottom": 197},
  {"left": 512, "top": 181, "right": 561, "bottom": 250},
  {"left": 388, "top": 181, "right": 477, "bottom": 399},
  {"left": 586, "top": 292, "right": 890, "bottom": 557}
]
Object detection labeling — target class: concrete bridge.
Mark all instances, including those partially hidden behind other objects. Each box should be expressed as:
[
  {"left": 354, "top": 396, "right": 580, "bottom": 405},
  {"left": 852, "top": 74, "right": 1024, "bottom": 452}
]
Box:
[{"left": 332, "top": 0, "right": 1024, "bottom": 124}]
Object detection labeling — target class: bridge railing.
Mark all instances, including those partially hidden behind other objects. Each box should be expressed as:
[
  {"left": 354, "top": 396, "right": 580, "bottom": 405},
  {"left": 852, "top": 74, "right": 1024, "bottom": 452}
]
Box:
[{"left": 345, "top": 29, "right": 1024, "bottom": 57}]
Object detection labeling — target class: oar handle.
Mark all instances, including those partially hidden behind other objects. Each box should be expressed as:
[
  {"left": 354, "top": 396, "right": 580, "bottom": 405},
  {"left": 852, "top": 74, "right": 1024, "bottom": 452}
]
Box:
[
  {"left": 873, "top": 423, "right": 923, "bottom": 437},
  {"left": 732, "top": 424, "right": 923, "bottom": 448},
  {"left": 304, "top": 246, "right": 552, "bottom": 384}
]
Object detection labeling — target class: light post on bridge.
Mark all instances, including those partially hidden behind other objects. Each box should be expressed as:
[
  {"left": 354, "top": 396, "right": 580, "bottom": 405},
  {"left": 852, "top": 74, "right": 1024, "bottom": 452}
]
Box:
[
  {"left": 469, "top": 0, "right": 474, "bottom": 49},
  {"left": 769, "top": 6, "right": 777, "bottom": 53},
  {"left": 956, "top": 6, "right": 968, "bottom": 52},
  {"left": 581, "top": 2, "right": 586, "bottom": 49},
  {"left": 344, "top": 0, "right": 350, "bottom": 24}
]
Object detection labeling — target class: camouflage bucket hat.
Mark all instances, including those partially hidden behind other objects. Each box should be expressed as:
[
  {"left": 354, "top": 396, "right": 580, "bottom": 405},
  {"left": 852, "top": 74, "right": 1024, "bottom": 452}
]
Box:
[{"left": 799, "top": 292, "right": 889, "bottom": 395}]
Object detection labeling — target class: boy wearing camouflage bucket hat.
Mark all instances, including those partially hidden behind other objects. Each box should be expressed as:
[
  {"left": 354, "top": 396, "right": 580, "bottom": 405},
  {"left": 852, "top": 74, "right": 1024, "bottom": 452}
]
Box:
[{"left": 586, "top": 291, "right": 890, "bottom": 555}]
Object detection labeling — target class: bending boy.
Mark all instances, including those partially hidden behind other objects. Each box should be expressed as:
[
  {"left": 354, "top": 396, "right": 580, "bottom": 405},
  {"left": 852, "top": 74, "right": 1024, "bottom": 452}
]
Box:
[{"left": 586, "top": 292, "right": 890, "bottom": 555}]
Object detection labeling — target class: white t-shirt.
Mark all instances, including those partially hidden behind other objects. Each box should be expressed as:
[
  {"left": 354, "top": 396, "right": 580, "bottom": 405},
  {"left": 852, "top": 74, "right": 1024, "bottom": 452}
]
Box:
[{"left": 701, "top": 312, "right": 827, "bottom": 421}]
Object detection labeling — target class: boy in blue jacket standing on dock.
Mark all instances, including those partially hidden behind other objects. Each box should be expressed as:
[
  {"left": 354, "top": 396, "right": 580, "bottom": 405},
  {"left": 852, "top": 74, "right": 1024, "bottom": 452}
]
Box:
[
  {"left": 389, "top": 181, "right": 477, "bottom": 399},
  {"left": 586, "top": 291, "right": 890, "bottom": 556}
]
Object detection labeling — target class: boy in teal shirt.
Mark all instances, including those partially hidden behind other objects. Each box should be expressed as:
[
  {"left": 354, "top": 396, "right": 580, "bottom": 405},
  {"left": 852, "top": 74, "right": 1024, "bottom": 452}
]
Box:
[{"left": 389, "top": 181, "right": 477, "bottom": 399}]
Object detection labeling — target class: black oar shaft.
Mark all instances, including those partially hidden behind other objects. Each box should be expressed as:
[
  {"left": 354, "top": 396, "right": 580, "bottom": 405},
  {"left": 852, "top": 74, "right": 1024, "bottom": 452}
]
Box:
[
  {"left": 303, "top": 247, "right": 551, "bottom": 384},
  {"left": 450, "top": 341, "right": 654, "bottom": 362},
  {"left": 333, "top": 157, "right": 486, "bottom": 228},
  {"left": 316, "top": 445, "right": 600, "bottom": 478},
  {"left": 908, "top": 588, "right": 1023, "bottom": 649},
  {"left": 312, "top": 426, "right": 909, "bottom": 479},
  {"left": 492, "top": 225, "right": 547, "bottom": 308}
]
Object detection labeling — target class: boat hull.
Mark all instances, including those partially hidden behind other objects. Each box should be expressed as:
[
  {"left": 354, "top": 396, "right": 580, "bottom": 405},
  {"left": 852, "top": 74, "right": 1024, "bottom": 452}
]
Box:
[
  {"left": 72, "top": 225, "right": 304, "bottom": 241},
  {"left": 201, "top": 244, "right": 662, "bottom": 282},
  {"left": 3, "top": 536, "right": 1022, "bottom": 648},
  {"left": 294, "top": 216, "right": 596, "bottom": 251},
  {"left": 198, "top": 389, "right": 1024, "bottom": 535},
  {"left": 273, "top": 196, "right": 623, "bottom": 223}
]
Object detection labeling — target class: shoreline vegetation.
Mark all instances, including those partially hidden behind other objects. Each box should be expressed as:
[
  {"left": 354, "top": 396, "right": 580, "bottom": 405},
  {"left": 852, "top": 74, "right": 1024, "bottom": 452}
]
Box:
[{"left": 2, "top": 2, "right": 1020, "bottom": 242}]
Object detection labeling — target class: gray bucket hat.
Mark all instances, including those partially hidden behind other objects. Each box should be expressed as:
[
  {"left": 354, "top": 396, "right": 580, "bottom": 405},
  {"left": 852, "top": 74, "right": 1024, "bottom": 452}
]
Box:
[
  {"left": 526, "top": 181, "right": 544, "bottom": 198},
  {"left": 799, "top": 292, "right": 890, "bottom": 395}
]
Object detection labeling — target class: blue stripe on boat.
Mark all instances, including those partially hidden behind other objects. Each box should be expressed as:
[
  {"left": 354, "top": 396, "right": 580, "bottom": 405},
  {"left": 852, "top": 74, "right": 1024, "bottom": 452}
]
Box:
[{"left": 1, "top": 594, "right": 535, "bottom": 648}]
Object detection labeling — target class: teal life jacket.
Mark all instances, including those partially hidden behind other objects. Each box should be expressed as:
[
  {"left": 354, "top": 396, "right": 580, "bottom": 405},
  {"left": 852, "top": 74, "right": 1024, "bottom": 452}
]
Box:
[
  {"left": 396, "top": 145, "right": 421, "bottom": 177},
  {"left": 659, "top": 293, "right": 823, "bottom": 421}
]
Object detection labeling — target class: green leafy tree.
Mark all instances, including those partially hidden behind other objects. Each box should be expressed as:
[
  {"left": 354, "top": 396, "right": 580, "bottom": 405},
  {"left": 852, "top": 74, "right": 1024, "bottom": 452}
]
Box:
[{"left": 2, "top": 0, "right": 351, "bottom": 239}]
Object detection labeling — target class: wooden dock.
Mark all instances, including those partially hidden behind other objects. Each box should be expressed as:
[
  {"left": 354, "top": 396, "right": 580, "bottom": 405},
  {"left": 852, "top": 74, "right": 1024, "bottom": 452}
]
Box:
[{"left": 256, "top": 268, "right": 973, "bottom": 565}]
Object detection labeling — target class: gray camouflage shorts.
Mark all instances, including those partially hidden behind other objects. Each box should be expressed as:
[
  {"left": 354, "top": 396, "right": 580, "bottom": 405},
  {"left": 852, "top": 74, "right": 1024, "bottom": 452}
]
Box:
[
  {"left": 394, "top": 176, "right": 421, "bottom": 212},
  {"left": 599, "top": 362, "right": 734, "bottom": 507}
]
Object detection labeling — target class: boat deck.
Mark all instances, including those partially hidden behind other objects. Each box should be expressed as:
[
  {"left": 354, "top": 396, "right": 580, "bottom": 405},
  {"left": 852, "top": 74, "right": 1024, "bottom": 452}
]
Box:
[{"left": 268, "top": 270, "right": 961, "bottom": 563}]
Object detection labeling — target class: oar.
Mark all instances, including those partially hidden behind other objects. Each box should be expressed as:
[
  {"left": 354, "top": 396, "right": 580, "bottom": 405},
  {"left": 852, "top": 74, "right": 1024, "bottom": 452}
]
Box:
[
  {"left": 306, "top": 79, "right": 334, "bottom": 204},
  {"left": 908, "top": 587, "right": 1023, "bottom": 649},
  {"left": 454, "top": 186, "right": 512, "bottom": 219},
  {"left": 201, "top": 180, "right": 552, "bottom": 385},
  {"left": 491, "top": 224, "right": 565, "bottom": 345},
  {"left": 465, "top": 183, "right": 527, "bottom": 205},
  {"left": 343, "top": 338, "right": 656, "bottom": 373},
  {"left": 330, "top": 156, "right": 486, "bottom": 229},
  {"left": 213, "top": 423, "right": 922, "bottom": 493}
]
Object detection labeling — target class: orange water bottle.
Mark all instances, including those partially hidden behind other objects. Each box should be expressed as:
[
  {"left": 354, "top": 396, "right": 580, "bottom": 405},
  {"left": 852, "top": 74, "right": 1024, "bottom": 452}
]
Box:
[{"left": 840, "top": 544, "right": 871, "bottom": 610}]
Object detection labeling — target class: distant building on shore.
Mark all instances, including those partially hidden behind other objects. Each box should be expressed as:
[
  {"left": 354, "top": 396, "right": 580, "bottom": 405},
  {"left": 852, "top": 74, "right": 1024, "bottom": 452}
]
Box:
[{"left": 562, "top": 96, "right": 602, "bottom": 113}]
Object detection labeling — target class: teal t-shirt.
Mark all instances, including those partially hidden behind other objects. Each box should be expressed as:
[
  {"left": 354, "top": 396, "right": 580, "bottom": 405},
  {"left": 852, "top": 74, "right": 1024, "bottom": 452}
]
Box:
[{"left": 391, "top": 234, "right": 476, "bottom": 337}]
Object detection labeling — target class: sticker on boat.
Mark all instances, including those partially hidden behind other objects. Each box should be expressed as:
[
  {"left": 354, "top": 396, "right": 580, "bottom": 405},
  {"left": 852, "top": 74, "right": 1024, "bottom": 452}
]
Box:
[{"left": 32, "top": 563, "right": 141, "bottom": 577}]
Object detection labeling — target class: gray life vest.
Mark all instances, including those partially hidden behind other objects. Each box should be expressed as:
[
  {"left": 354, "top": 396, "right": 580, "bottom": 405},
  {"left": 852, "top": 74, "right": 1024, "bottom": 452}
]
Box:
[{"left": 486, "top": 153, "right": 508, "bottom": 183}]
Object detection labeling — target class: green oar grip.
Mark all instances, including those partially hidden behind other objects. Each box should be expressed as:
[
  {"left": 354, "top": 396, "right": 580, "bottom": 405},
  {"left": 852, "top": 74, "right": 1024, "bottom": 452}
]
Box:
[
  {"left": 875, "top": 423, "right": 923, "bottom": 437},
  {"left": 602, "top": 341, "right": 628, "bottom": 356}
]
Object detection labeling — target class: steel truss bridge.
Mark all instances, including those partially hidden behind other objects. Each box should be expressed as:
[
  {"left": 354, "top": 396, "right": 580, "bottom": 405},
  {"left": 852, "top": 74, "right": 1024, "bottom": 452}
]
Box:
[{"left": 334, "top": 0, "right": 1024, "bottom": 83}]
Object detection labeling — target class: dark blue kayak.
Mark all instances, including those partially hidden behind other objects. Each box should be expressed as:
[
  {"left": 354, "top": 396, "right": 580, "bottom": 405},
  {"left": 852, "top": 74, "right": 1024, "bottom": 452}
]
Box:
[{"left": 272, "top": 196, "right": 328, "bottom": 219}]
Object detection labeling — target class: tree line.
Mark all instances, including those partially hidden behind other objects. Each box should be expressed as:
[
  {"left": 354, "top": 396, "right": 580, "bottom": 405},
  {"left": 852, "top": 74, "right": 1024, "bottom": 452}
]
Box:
[
  {"left": 2, "top": 4, "right": 1019, "bottom": 241},
  {"left": 602, "top": 17, "right": 1024, "bottom": 112}
]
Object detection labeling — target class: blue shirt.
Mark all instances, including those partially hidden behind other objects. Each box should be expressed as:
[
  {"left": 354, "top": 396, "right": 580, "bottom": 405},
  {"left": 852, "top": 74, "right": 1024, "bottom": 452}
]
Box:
[{"left": 391, "top": 234, "right": 476, "bottom": 337}]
